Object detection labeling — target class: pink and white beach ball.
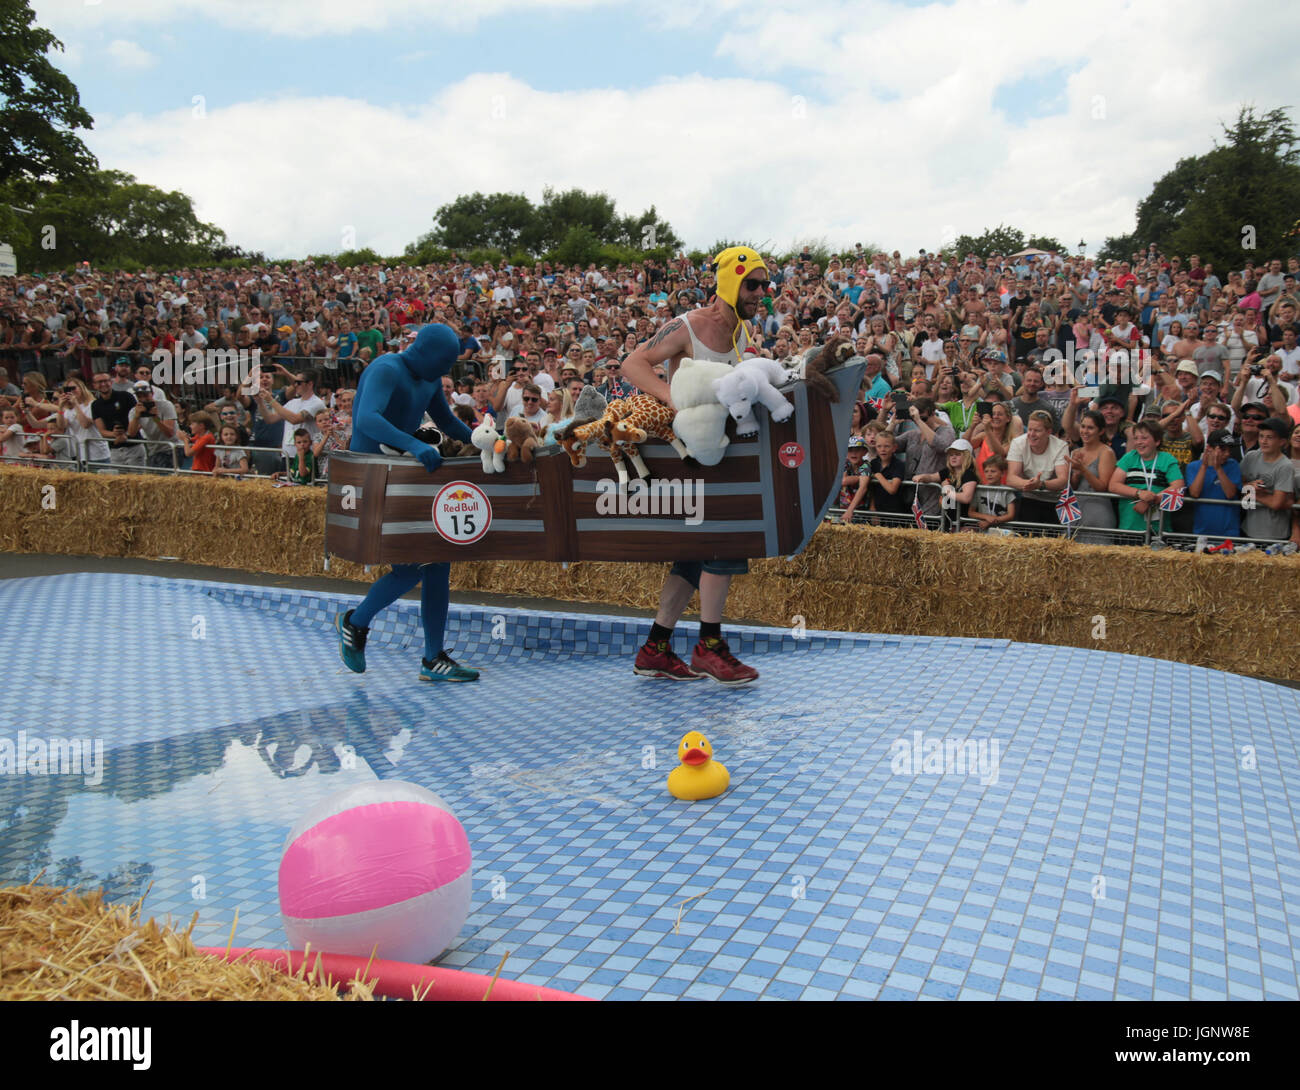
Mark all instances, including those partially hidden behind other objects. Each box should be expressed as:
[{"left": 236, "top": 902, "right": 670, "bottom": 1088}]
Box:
[{"left": 278, "top": 781, "right": 472, "bottom": 964}]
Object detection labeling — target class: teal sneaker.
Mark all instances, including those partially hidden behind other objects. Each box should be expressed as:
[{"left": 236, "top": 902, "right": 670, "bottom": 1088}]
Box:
[
  {"left": 419, "top": 651, "right": 479, "bottom": 683},
  {"left": 336, "top": 610, "right": 368, "bottom": 673}
]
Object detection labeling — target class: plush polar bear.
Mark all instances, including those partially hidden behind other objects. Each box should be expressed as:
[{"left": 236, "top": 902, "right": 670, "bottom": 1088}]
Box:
[
  {"left": 712, "top": 355, "right": 795, "bottom": 437},
  {"left": 471, "top": 414, "right": 506, "bottom": 473},
  {"left": 669, "top": 357, "right": 734, "bottom": 466}
]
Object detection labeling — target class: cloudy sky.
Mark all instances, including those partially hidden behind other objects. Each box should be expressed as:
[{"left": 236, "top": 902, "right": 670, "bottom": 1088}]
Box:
[{"left": 32, "top": 0, "right": 1300, "bottom": 261}]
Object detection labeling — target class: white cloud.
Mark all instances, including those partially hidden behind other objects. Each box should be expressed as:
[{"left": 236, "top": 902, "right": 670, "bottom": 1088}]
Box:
[
  {"left": 105, "top": 39, "right": 157, "bottom": 69},
  {"left": 58, "top": 0, "right": 1300, "bottom": 257},
  {"left": 35, "top": 0, "right": 617, "bottom": 36}
]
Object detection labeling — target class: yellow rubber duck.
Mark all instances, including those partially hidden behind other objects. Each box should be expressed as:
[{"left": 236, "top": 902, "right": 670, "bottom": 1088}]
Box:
[{"left": 667, "top": 731, "right": 729, "bottom": 801}]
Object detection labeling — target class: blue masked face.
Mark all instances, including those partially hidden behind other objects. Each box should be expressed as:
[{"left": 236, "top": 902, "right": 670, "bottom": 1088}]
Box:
[{"left": 401, "top": 324, "right": 459, "bottom": 382}]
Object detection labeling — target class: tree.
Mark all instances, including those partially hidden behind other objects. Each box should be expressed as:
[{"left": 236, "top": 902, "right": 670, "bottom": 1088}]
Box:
[
  {"left": 949, "top": 225, "right": 1026, "bottom": 260},
  {"left": 1168, "top": 107, "right": 1300, "bottom": 269},
  {"left": 9, "top": 169, "right": 229, "bottom": 271},
  {"left": 534, "top": 187, "right": 618, "bottom": 253},
  {"left": 616, "top": 204, "right": 681, "bottom": 253},
  {"left": 551, "top": 223, "right": 604, "bottom": 267},
  {"left": 0, "top": 0, "right": 98, "bottom": 244},
  {"left": 1096, "top": 232, "right": 1140, "bottom": 265},
  {"left": 1026, "top": 235, "right": 1066, "bottom": 253},
  {"left": 415, "top": 191, "right": 534, "bottom": 253},
  {"left": 1101, "top": 106, "right": 1300, "bottom": 269},
  {"left": 407, "top": 187, "right": 683, "bottom": 263}
]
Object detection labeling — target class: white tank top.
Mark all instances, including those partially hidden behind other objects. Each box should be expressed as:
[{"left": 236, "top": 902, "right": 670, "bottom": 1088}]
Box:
[{"left": 667, "top": 310, "right": 751, "bottom": 380}]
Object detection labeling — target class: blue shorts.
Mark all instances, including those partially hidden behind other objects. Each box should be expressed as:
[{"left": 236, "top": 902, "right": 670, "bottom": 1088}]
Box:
[{"left": 669, "top": 559, "right": 749, "bottom": 587}]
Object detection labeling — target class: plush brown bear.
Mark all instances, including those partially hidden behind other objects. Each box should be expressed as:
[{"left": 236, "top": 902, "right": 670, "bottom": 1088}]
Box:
[
  {"left": 504, "top": 415, "right": 540, "bottom": 463},
  {"left": 802, "top": 333, "right": 845, "bottom": 402}
]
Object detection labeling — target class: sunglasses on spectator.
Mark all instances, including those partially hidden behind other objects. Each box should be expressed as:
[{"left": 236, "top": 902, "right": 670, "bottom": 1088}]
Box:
[
  {"left": 1207, "top": 414, "right": 1229, "bottom": 422},
  {"left": 521, "top": 396, "right": 540, "bottom": 403},
  {"left": 1243, "top": 415, "right": 1267, "bottom": 422},
  {"left": 744, "top": 280, "right": 771, "bottom": 292}
]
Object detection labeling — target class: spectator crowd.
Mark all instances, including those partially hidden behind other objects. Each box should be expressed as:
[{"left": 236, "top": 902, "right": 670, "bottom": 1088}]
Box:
[{"left": 1, "top": 243, "right": 1297, "bottom": 545}]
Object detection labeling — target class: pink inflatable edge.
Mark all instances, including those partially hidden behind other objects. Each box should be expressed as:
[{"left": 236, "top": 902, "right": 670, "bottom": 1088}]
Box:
[
  {"left": 279, "top": 801, "right": 472, "bottom": 918},
  {"left": 200, "top": 946, "right": 594, "bottom": 1002}
]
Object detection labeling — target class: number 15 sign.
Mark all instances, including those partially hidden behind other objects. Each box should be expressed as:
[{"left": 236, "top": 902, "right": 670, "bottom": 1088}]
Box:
[{"left": 432, "top": 481, "right": 493, "bottom": 544}]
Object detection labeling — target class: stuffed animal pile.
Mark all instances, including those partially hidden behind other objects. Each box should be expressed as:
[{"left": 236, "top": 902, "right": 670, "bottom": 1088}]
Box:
[{"left": 558, "top": 394, "right": 688, "bottom": 488}]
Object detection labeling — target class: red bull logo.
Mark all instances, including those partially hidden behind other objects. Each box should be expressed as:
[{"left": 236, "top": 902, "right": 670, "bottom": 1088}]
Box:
[{"left": 432, "top": 481, "right": 492, "bottom": 544}]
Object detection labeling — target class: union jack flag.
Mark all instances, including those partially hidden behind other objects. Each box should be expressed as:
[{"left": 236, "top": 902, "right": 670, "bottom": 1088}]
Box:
[
  {"left": 912, "top": 496, "right": 926, "bottom": 529},
  {"left": 1056, "top": 482, "right": 1081, "bottom": 524},
  {"left": 1159, "top": 485, "right": 1186, "bottom": 512},
  {"left": 867, "top": 397, "right": 886, "bottom": 413}
]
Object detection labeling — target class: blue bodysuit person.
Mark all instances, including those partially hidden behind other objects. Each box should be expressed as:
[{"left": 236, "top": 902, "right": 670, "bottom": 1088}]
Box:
[{"left": 335, "top": 323, "right": 479, "bottom": 681}]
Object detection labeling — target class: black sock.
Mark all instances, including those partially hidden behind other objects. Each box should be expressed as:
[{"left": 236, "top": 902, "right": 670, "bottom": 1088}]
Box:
[
  {"left": 647, "top": 623, "right": 673, "bottom": 646},
  {"left": 699, "top": 621, "right": 722, "bottom": 643}
]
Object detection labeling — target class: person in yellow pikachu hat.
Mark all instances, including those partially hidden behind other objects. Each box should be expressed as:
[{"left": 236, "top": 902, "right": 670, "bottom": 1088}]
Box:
[{"left": 618, "top": 245, "right": 770, "bottom": 687}]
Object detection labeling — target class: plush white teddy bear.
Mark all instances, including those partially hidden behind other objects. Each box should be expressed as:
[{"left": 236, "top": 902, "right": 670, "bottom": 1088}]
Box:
[
  {"left": 669, "top": 357, "right": 734, "bottom": 466},
  {"left": 471, "top": 415, "right": 506, "bottom": 473},
  {"left": 712, "top": 355, "right": 795, "bottom": 437}
]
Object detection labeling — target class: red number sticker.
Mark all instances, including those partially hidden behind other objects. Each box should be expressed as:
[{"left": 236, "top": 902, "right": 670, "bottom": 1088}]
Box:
[{"left": 778, "top": 442, "right": 805, "bottom": 469}]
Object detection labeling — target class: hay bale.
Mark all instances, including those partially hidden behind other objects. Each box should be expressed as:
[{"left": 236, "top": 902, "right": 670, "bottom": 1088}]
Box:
[
  {"left": 0, "top": 882, "right": 374, "bottom": 1001},
  {"left": 4, "top": 467, "right": 1298, "bottom": 680}
]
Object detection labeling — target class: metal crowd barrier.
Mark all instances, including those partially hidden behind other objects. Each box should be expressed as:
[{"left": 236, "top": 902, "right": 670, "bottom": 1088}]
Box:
[
  {"left": 0, "top": 346, "right": 362, "bottom": 411},
  {"left": 829, "top": 479, "right": 1299, "bottom": 547},
  {"left": 0, "top": 430, "right": 81, "bottom": 470}
]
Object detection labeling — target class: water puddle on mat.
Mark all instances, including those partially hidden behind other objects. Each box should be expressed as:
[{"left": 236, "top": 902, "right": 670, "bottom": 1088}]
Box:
[{"left": 468, "top": 748, "right": 636, "bottom": 811}]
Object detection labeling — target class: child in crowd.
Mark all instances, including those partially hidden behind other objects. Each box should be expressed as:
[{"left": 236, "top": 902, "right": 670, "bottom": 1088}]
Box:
[
  {"left": 312, "top": 408, "right": 345, "bottom": 479},
  {"left": 213, "top": 423, "right": 251, "bottom": 477},
  {"left": 971, "top": 453, "right": 1018, "bottom": 533},
  {"left": 274, "top": 427, "right": 316, "bottom": 484},
  {"left": 1185, "top": 428, "right": 1241, "bottom": 539},
  {"left": 178, "top": 411, "right": 216, "bottom": 474},
  {"left": 929, "top": 438, "right": 980, "bottom": 531},
  {"left": 1, "top": 408, "right": 29, "bottom": 464},
  {"left": 838, "top": 435, "right": 871, "bottom": 522},
  {"left": 866, "top": 428, "right": 907, "bottom": 522}
]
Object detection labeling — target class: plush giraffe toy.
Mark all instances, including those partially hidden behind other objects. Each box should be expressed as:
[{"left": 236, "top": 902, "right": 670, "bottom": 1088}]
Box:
[
  {"left": 558, "top": 395, "right": 687, "bottom": 489},
  {"left": 557, "top": 399, "right": 626, "bottom": 473},
  {"left": 606, "top": 394, "right": 689, "bottom": 485}
]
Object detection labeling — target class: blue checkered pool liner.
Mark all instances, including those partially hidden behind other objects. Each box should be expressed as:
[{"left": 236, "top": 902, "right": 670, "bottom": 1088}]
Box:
[{"left": 0, "top": 572, "right": 1297, "bottom": 1001}]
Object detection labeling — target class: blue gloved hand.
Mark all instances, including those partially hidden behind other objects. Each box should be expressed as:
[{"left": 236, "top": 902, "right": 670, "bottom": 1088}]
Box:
[{"left": 409, "top": 440, "right": 442, "bottom": 473}]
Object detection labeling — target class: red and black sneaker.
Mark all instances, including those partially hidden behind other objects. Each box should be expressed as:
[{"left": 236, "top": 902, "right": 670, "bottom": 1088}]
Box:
[
  {"left": 691, "top": 637, "right": 759, "bottom": 686},
  {"left": 634, "top": 639, "right": 703, "bottom": 680}
]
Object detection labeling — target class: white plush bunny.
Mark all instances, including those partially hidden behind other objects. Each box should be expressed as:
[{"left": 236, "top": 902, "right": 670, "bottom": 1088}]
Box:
[{"left": 471, "top": 415, "right": 506, "bottom": 473}]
